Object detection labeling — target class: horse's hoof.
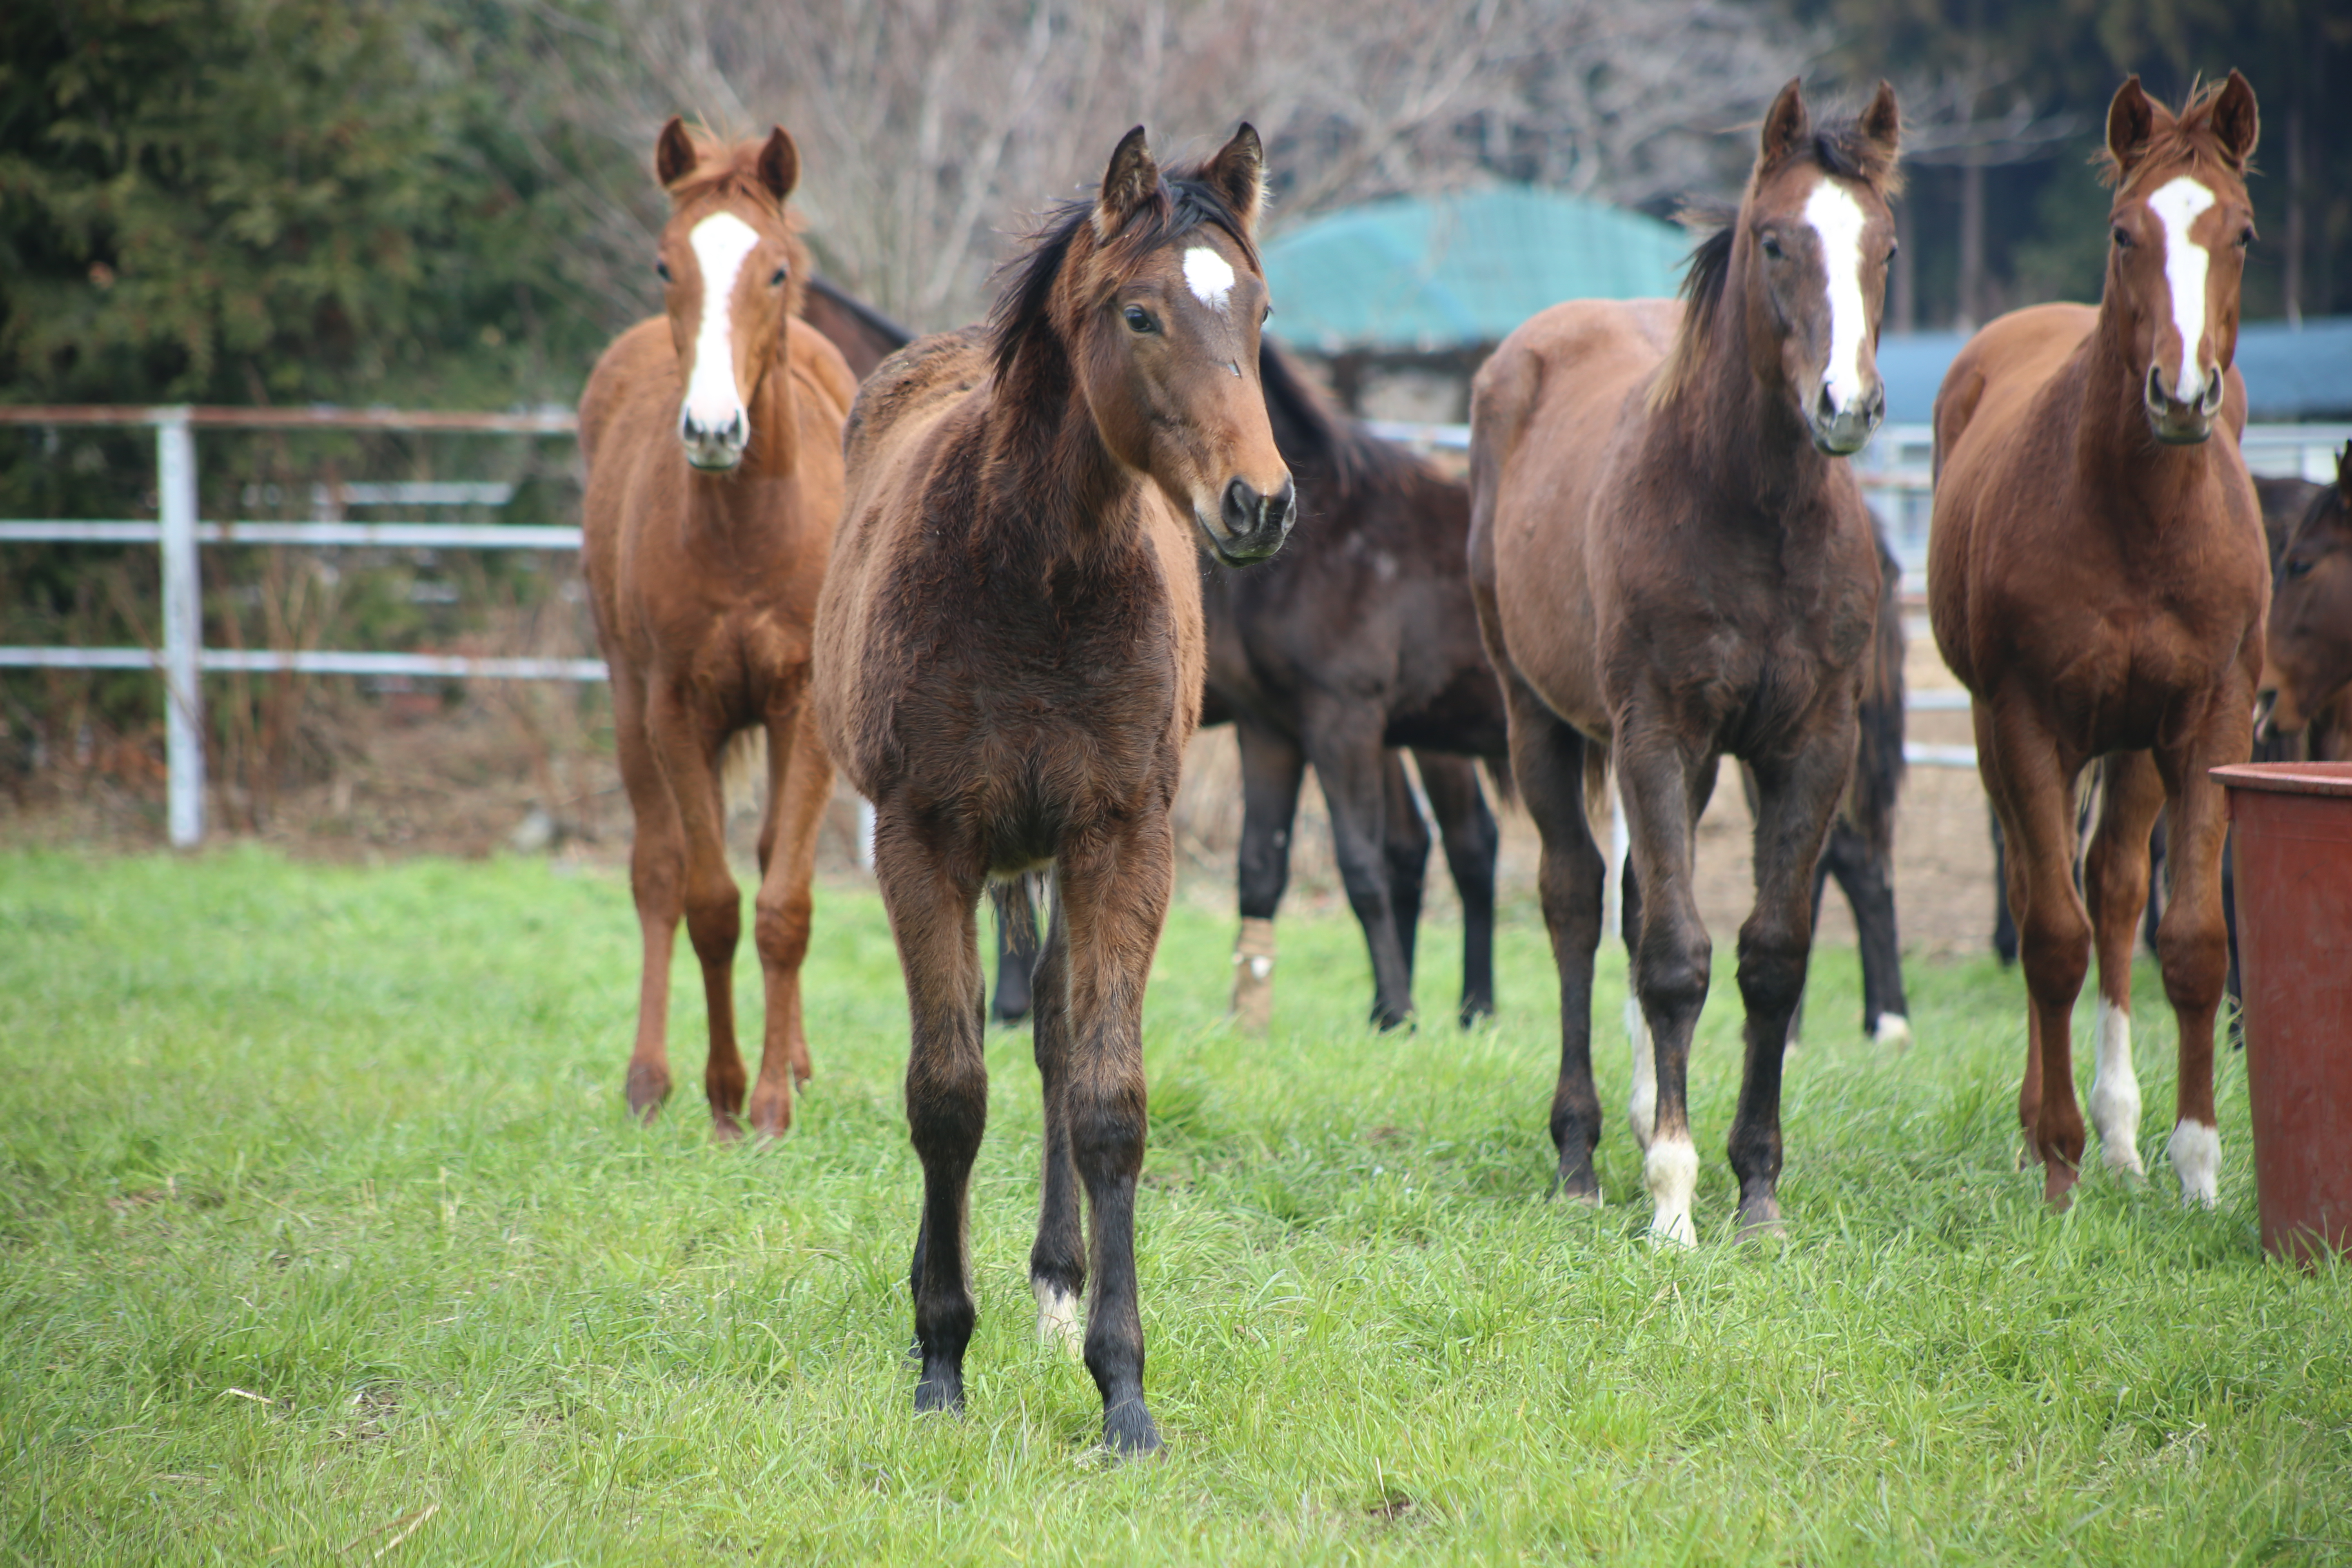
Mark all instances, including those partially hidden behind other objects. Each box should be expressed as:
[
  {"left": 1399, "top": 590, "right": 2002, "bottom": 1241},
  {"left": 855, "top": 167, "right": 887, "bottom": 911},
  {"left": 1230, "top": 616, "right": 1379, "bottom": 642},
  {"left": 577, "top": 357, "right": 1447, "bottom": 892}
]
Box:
[
  {"left": 1735, "top": 1194, "right": 1784, "bottom": 1242},
  {"left": 709, "top": 1113, "right": 744, "bottom": 1145},
  {"left": 914, "top": 1363, "right": 964, "bottom": 1414},
  {"left": 746, "top": 1094, "right": 793, "bottom": 1141},
  {"left": 1553, "top": 1163, "right": 1603, "bottom": 1207},
  {"left": 2042, "top": 1160, "right": 2080, "bottom": 1211},
  {"left": 624, "top": 1064, "right": 670, "bottom": 1122},
  {"left": 1102, "top": 1400, "right": 1162, "bottom": 1457},
  {"left": 1370, "top": 1006, "right": 1415, "bottom": 1033},
  {"left": 1458, "top": 1000, "right": 1495, "bottom": 1029}
]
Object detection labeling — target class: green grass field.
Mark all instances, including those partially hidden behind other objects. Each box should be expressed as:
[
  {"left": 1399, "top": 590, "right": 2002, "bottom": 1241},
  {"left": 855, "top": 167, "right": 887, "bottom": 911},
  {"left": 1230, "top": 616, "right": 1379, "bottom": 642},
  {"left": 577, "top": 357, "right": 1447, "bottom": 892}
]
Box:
[{"left": 1, "top": 848, "right": 2344, "bottom": 1565}]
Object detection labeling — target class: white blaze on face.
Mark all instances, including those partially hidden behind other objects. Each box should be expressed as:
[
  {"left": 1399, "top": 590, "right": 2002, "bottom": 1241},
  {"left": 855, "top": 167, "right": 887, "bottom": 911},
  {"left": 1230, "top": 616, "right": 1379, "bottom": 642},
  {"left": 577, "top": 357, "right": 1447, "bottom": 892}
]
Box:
[
  {"left": 1183, "top": 246, "right": 1236, "bottom": 312},
  {"left": 2147, "top": 175, "right": 2218, "bottom": 406},
  {"left": 682, "top": 212, "right": 762, "bottom": 438},
  {"left": 1802, "top": 178, "right": 1871, "bottom": 416}
]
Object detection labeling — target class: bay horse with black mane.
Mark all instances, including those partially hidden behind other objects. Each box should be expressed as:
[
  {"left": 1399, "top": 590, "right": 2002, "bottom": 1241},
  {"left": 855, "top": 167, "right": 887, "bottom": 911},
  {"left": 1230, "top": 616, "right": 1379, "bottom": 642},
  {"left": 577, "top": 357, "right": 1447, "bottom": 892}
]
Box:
[
  {"left": 1930, "top": 73, "right": 2266, "bottom": 1208},
  {"left": 579, "top": 118, "right": 854, "bottom": 1139},
  {"left": 813, "top": 125, "right": 1292, "bottom": 1454},
  {"left": 1470, "top": 80, "right": 1902, "bottom": 1244}
]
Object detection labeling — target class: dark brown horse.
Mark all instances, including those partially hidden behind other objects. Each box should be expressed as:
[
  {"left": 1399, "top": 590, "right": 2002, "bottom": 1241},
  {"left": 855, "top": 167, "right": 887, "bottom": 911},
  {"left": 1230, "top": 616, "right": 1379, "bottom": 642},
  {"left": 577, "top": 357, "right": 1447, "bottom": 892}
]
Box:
[
  {"left": 2265, "top": 445, "right": 2352, "bottom": 750},
  {"left": 1470, "top": 80, "right": 1903, "bottom": 1244},
  {"left": 579, "top": 119, "right": 854, "bottom": 1139},
  {"left": 813, "top": 126, "right": 1292, "bottom": 1454},
  {"left": 1929, "top": 74, "right": 2266, "bottom": 1208},
  {"left": 1203, "top": 343, "right": 1507, "bottom": 1031}
]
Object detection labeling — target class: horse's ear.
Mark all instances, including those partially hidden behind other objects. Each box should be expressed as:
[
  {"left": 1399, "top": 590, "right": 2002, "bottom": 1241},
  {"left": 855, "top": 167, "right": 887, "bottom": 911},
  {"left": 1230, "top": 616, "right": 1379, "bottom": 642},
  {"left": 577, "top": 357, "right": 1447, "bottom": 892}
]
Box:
[
  {"left": 2106, "top": 77, "right": 2158, "bottom": 176},
  {"left": 1860, "top": 80, "right": 1901, "bottom": 164},
  {"left": 2208, "top": 70, "right": 2259, "bottom": 169},
  {"left": 1760, "top": 79, "right": 1810, "bottom": 167},
  {"left": 1094, "top": 125, "right": 1160, "bottom": 242},
  {"left": 1203, "top": 122, "right": 1265, "bottom": 236},
  {"left": 656, "top": 117, "right": 699, "bottom": 190},
  {"left": 756, "top": 127, "right": 800, "bottom": 203}
]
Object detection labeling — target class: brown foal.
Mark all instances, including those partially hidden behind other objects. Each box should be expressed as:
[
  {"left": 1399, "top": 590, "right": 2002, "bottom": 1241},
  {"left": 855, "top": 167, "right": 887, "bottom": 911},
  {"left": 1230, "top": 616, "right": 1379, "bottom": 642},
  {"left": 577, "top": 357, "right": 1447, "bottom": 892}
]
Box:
[
  {"left": 1470, "top": 80, "right": 1903, "bottom": 1244},
  {"left": 579, "top": 119, "right": 855, "bottom": 1139},
  {"left": 813, "top": 126, "right": 1292, "bottom": 1453},
  {"left": 1929, "top": 74, "right": 2268, "bottom": 1207}
]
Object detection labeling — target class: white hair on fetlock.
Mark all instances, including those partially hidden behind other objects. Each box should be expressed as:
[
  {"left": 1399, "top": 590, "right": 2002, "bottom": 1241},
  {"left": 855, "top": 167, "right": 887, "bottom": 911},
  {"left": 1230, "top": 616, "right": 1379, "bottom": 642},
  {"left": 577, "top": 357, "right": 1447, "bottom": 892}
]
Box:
[
  {"left": 1033, "top": 1279, "right": 1083, "bottom": 1358},
  {"left": 2168, "top": 1119, "right": 2220, "bottom": 1208},
  {"left": 1644, "top": 1135, "right": 1699, "bottom": 1248},
  {"left": 2087, "top": 996, "right": 2145, "bottom": 1175},
  {"left": 1626, "top": 996, "right": 1656, "bottom": 1151},
  {"left": 1871, "top": 1013, "right": 1912, "bottom": 1049}
]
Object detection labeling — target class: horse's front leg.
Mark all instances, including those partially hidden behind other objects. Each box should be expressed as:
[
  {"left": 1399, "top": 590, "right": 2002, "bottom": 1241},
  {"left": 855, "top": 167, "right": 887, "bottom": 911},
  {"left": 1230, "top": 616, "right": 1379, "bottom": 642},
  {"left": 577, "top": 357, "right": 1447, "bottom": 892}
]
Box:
[
  {"left": 1617, "top": 722, "right": 1717, "bottom": 1246},
  {"left": 611, "top": 673, "right": 685, "bottom": 1119},
  {"left": 746, "top": 695, "right": 833, "bottom": 1138},
  {"left": 1732, "top": 728, "right": 1854, "bottom": 1237},
  {"left": 2082, "top": 749, "right": 2165, "bottom": 1179},
  {"left": 1416, "top": 751, "right": 1499, "bottom": 1025},
  {"left": 649, "top": 686, "right": 746, "bottom": 1138},
  {"left": 1025, "top": 880, "right": 1084, "bottom": 1358},
  {"left": 1231, "top": 720, "right": 1305, "bottom": 1033},
  {"left": 2153, "top": 695, "right": 2252, "bottom": 1207},
  {"left": 1056, "top": 812, "right": 1174, "bottom": 1455},
  {"left": 1380, "top": 749, "right": 1432, "bottom": 990},
  {"left": 873, "top": 822, "right": 988, "bottom": 1414}
]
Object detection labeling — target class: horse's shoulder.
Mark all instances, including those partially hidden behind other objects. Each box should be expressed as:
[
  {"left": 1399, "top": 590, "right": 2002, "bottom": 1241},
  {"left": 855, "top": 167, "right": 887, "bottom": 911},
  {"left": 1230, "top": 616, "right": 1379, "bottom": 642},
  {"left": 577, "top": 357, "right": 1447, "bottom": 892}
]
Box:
[
  {"left": 579, "top": 318, "right": 675, "bottom": 459},
  {"left": 1935, "top": 304, "right": 2096, "bottom": 479},
  {"left": 845, "top": 327, "right": 990, "bottom": 478}
]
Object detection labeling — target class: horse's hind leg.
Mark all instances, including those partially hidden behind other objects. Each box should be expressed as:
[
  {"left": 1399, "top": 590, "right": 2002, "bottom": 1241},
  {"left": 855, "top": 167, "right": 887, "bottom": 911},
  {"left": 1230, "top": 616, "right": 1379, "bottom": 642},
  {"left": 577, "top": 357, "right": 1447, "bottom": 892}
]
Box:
[
  {"left": 1732, "top": 734, "right": 1854, "bottom": 1237},
  {"left": 613, "top": 674, "right": 684, "bottom": 1120},
  {"left": 2082, "top": 750, "right": 2164, "bottom": 1179},
  {"left": 2153, "top": 711, "right": 2246, "bottom": 1207},
  {"left": 1026, "top": 882, "right": 1084, "bottom": 1358},
  {"left": 650, "top": 689, "right": 748, "bottom": 1138},
  {"left": 1381, "top": 750, "right": 1432, "bottom": 994},
  {"left": 1304, "top": 708, "right": 1417, "bottom": 1029},
  {"left": 1232, "top": 720, "right": 1305, "bottom": 1033},
  {"left": 1824, "top": 815, "right": 1910, "bottom": 1045},
  {"left": 1501, "top": 675, "right": 1606, "bottom": 1201},
  {"left": 1417, "top": 752, "right": 1499, "bottom": 1025},
  {"left": 875, "top": 822, "right": 989, "bottom": 1413},
  {"left": 745, "top": 697, "right": 832, "bottom": 1138},
  {"left": 1056, "top": 812, "right": 1173, "bottom": 1455}
]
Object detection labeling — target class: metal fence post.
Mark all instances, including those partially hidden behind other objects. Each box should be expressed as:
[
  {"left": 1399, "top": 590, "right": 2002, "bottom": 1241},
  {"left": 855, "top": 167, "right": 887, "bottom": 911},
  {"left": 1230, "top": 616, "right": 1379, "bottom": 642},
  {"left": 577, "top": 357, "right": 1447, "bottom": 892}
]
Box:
[{"left": 156, "top": 408, "right": 205, "bottom": 847}]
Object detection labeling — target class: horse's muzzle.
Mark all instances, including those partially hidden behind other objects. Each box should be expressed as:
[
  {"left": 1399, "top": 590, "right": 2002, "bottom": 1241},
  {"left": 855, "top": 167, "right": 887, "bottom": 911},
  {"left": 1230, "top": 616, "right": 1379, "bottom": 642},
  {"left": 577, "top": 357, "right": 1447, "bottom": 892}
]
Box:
[
  {"left": 1201, "top": 476, "right": 1295, "bottom": 565},
  {"left": 679, "top": 409, "right": 749, "bottom": 471},
  {"left": 1807, "top": 382, "right": 1884, "bottom": 457},
  {"left": 2144, "top": 363, "right": 2223, "bottom": 445}
]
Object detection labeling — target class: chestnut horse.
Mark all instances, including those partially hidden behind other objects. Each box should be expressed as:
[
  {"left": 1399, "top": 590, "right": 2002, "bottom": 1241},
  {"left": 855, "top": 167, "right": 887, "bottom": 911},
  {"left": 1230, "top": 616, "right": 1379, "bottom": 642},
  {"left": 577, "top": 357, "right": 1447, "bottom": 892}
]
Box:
[
  {"left": 579, "top": 119, "right": 854, "bottom": 1139},
  {"left": 1470, "top": 80, "right": 1902, "bottom": 1245},
  {"left": 813, "top": 126, "right": 1292, "bottom": 1454},
  {"left": 1929, "top": 74, "right": 2266, "bottom": 1208}
]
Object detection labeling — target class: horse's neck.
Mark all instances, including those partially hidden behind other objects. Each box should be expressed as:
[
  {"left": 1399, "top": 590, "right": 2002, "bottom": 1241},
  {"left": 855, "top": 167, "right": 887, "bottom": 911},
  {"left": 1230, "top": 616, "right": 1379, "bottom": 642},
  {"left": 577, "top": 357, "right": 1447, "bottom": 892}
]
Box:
[
  {"left": 1679, "top": 321, "right": 1833, "bottom": 525},
  {"left": 2072, "top": 310, "right": 2231, "bottom": 524},
  {"left": 689, "top": 337, "right": 803, "bottom": 536},
  {"left": 978, "top": 354, "right": 1148, "bottom": 575}
]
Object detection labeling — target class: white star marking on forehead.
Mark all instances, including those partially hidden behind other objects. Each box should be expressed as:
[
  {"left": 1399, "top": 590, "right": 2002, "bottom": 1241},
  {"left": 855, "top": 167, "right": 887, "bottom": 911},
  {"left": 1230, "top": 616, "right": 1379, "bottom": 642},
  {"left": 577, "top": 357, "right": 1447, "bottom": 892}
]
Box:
[
  {"left": 2147, "top": 175, "right": 2217, "bottom": 406},
  {"left": 683, "top": 213, "right": 761, "bottom": 433},
  {"left": 1183, "top": 247, "right": 1236, "bottom": 312},
  {"left": 1802, "top": 178, "right": 1870, "bottom": 417}
]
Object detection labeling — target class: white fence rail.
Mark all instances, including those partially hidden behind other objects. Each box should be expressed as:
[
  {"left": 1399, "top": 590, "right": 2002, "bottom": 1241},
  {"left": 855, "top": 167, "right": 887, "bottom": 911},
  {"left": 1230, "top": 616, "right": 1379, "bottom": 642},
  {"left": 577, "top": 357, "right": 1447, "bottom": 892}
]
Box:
[{"left": 9, "top": 408, "right": 2345, "bottom": 846}]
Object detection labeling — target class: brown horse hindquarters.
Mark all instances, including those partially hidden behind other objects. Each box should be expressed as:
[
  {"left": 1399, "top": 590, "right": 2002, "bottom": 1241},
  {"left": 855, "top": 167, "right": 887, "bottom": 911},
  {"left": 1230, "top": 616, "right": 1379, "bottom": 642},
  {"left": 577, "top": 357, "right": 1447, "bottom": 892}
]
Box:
[{"left": 1927, "top": 75, "right": 2268, "bottom": 1211}]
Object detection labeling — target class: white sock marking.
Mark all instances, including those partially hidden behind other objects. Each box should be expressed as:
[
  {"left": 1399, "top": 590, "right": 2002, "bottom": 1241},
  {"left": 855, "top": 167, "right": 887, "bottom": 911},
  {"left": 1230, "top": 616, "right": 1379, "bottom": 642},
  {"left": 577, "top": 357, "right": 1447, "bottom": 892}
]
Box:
[
  {"left": 1033, "top": 1280, "right": 1083, "bottom": 1357},
  {"left": 1626, "top": 996, "right": 1656, "bottom": 1151},
  {"left": 1183, "top": 246, "right": 1235, "bottom": 311},
  {"left": 1645, "top": 1134, "right": 1699, "bottom": 1248},
  {"left": 2168, "top": 1118, "right": 2220, "bottom": 1208},
  {"left": 1803, "top": 179, "right": 1871, "bottom": 416},
  {"left": 683, "top": 213, "right": 761, "bottom": 440},
  {"left": 2087, "top": 996, "right": 2145, "bottom": 1175},
  {"left": 2148, "top": 176, "right": 2217, "bottom": 406},
  {"left": 1871, "top": 1013, "right": 1913, "bottom": 1049}
]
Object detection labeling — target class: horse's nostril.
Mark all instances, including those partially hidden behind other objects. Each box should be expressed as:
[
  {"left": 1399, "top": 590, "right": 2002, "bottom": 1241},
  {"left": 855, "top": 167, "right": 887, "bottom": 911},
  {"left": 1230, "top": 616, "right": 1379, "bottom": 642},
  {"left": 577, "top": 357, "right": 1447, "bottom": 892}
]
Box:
[
  {"left": 1266, "top": 479, "right": 1296, "bottom": 531},
  {"left": 1220, "top": 478, "right": 1256, "bottom": 539}
]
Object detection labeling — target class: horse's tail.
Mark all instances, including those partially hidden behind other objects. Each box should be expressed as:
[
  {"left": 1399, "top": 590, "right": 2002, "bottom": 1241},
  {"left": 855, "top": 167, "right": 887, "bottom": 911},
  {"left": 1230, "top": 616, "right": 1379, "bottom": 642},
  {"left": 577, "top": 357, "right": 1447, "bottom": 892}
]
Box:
[
  {"left": 720, "top": 728, "right": 768, "bottom": 817},
  {"left": 1848, "top": 531, "right": 1907, "bottom": 857},
  {"left": 1481, "top": 756, "right": 1518, "bottom": 810},
  {"left": 990, "top": 872, "right": 1045, "bottom": 955}
]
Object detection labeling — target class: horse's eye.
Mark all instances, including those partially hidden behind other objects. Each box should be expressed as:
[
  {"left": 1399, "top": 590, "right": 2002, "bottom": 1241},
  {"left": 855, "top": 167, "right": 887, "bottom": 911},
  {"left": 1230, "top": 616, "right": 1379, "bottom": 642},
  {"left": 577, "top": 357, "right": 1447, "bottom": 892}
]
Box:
[
  {"left": 770, "top": 267, "right": 788, "bottom": 286},
  {"left": 2285, "top": 557, "right": 2315, "bottom": 581},
  {"left": 2237, "top": 228, "right": 2254, "bottom": 249},
  {"left": 1123, "top": 304, "right": 1156, "bottom": 334},
  {"left": 2112, "top": 227, "right": 2133, "bottom": 249},
  {"left": 655, "top": 261, "right": 673, "bottom": 282},
  {"left": 1760, "top": 236, "right": 1784, "bottom": 260},
  {"left": 1886, "top": 241, "right": 1900, "bottom": 263}
]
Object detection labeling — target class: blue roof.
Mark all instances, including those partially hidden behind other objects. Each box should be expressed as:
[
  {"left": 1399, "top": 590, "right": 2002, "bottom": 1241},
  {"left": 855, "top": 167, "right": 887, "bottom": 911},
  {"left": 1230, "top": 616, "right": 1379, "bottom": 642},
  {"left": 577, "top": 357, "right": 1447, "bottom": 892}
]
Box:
[
  {"left": 1879, "top": 317, "right": 2352, "bottom": 424},
  {"left": 1262, "top": 185, "right": 1689, "bottom": 355}
]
